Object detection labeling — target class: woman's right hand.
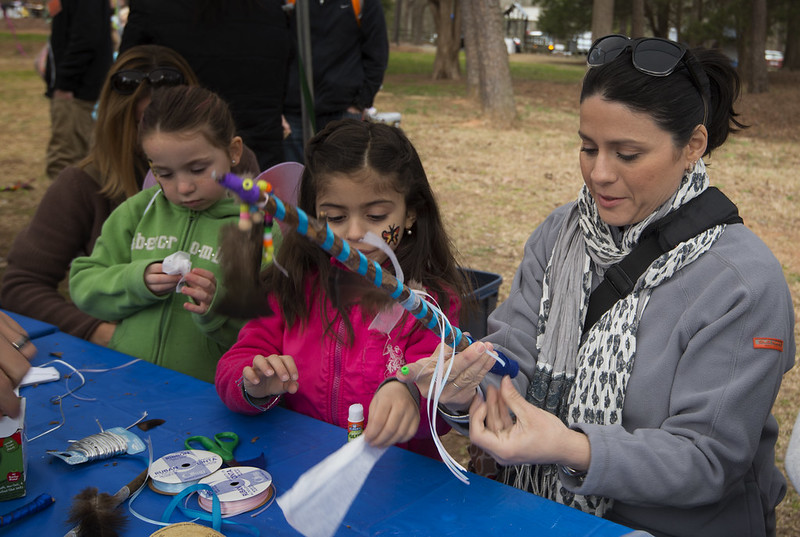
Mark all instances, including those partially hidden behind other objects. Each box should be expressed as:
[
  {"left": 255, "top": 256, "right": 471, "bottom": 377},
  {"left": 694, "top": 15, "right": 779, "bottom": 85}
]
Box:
[
  {"left": 397, "top": 340, "right": 497, "bottom": 411},
  {"left": 242, "top": 354, "right": 299, "bottom": 399}
]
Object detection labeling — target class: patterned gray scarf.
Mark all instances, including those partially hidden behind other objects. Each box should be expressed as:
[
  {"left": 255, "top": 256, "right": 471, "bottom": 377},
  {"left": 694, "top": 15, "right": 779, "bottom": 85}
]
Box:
[{"left": 503, "top": 160, "right": 726, "bottom": 516}]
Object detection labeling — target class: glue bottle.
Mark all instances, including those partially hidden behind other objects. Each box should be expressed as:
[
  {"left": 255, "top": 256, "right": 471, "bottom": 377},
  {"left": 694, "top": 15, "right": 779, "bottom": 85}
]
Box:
[{"left": 347, "top": 403, "right": 364, "bottom": 441}]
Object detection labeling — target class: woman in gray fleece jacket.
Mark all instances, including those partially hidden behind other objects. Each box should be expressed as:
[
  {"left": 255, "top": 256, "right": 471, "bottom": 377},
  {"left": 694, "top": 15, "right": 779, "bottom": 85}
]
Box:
[{"left": 401, "top": 36, "right": 795, "bottom": 537}]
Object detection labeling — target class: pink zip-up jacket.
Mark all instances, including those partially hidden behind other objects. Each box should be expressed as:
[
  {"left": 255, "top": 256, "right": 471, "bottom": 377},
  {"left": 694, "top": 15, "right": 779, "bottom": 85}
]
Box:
[{"left": 215, "top": 276, "right": 459, "bottom": 458}]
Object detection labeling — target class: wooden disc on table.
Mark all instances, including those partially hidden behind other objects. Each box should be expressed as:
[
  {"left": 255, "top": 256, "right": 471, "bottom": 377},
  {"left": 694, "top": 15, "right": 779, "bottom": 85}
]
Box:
[{"left": 149, "top": 522, "right": 225, "bottom": 537}]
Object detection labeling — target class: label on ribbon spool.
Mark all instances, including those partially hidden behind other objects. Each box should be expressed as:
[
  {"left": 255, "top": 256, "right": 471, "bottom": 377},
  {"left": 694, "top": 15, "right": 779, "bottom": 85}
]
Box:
[
  {"left": 197, "top": 466, "right": 274, "bottom": 515},
  {"left": 149, "top": 450, "right": 223, "bottom": 495}
]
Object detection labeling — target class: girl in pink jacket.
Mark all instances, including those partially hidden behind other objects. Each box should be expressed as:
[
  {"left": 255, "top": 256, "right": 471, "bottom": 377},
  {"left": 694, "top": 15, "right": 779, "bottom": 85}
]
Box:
[{"left": 215, "top": 119, "right": 470, "bottom": 458}]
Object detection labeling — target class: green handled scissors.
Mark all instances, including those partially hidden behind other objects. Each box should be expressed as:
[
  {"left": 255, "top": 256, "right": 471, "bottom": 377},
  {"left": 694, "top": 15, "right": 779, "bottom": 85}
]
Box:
[{"left": 184, "top": 431, "right": 239, "bottom": 464}]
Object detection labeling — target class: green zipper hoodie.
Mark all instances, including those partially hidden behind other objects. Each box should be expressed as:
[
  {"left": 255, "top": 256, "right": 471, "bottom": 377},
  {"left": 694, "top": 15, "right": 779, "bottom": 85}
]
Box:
[{"left": 70, "top": 186, "right": 244, "bottom": 382}]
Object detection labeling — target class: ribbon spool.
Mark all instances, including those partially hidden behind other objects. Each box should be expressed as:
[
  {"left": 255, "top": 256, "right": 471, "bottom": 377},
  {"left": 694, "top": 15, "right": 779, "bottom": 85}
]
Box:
[
  {"left": 197, "top": 466, "right": 274, "bottom": 516},
  {"left": 149, "top": 522, "right": 225, "bottom": 537},
  {"left": 148, "top": 450, "right": 223, "bottom": 495}
]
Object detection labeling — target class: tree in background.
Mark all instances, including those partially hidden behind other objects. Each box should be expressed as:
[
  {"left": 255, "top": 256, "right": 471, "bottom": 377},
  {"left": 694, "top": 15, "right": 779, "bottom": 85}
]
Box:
[
  {"left": 592, "top": 0, "right": 616, "bottom": 40},
  {"left": 777, "top": 0, "right": 798, "bottom": 70},
  {"left": 468, "top": 0, "right": 516, "bottom": 124},
  {"left": 535, "top": 0, "right": 593, "bottom": 40},
  {"left": 739, "top": 0, "right": 768, "bottom": 92},
  {"left": 429, "top": 0, "right": 461, "bottom": 79},
  {"left": 415, "top": 1, "right": 515, "bottom": 124},
  {"left": 530, "top": 0, "right": 780, "bottom": 92},
  {"left": 461, "top": 0, "right": 480, "bottom": 97}
]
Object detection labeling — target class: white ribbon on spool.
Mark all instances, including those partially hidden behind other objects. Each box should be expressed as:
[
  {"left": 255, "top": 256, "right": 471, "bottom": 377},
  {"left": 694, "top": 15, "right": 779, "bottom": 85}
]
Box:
[{"left": 148, "top": 450, "right": 223, "bottom": 495}]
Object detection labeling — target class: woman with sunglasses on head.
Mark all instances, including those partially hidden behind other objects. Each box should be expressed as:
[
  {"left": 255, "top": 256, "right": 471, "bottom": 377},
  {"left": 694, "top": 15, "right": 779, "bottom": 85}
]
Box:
[
  {"left": 400, "top": 35, "right": 794, "bottom": 537},
  {"left": 0, "top": 45, "right": 258, "bottom": 346}
]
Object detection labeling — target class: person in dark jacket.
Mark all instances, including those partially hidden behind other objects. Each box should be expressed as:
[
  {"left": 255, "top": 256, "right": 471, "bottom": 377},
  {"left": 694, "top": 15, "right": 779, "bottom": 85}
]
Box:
[
  {"left": 119, "top": 0, "right": 291, "bottom": 171},
  {"left": 282, "top": 0, "right": 389, "bottom": 163},
  {"left": 44, "top": 0, "right": 113, "bottom": 179}
]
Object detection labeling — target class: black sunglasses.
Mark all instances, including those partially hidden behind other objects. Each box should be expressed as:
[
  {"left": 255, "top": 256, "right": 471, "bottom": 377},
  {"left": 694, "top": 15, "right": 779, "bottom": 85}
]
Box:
[
  {"left": 110, "top": 67, "right": 186, "bottom": 95},
  {"left": 587, "top": 34, "right": 708, "bottom": 125}
]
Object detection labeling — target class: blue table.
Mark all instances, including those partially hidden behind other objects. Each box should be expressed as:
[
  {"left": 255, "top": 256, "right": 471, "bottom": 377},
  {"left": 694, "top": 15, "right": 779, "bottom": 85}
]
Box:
[
  {"left": 5, "top": 331, "right": 633, "bottom": 536},
  {"left": 2, "top": 309, "right": 59, "bottom": 339}
]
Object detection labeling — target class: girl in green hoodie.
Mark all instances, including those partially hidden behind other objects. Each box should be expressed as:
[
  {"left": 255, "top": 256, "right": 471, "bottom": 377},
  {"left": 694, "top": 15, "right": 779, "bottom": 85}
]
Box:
[{"left": 70, "top": 85, "right": 250, "bottom": 382}]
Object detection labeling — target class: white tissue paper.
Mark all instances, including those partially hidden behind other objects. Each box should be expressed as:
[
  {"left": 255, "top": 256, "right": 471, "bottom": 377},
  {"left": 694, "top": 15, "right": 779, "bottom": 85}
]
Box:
[
  {"left": 277, "top": 436, "right": 387, "bottom": 537},
  {"left": 161, "top": 251, "right": 192, "bottom": 292}
]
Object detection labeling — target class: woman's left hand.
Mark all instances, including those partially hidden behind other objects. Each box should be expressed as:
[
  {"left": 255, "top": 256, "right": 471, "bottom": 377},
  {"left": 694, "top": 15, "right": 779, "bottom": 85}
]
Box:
[
  {"left": 363, "top": 381, "right": 420, "bottom": 449},
  {"left": 181, "top": 268, "right": 217, "bottom": 314},
  {"left": 0, "top": 313, "right": 36, "bottom": 418},
  {"left": 397, "top": 340, "right": 497, "bottom": 410},
  {"left": 469, "top": 376, "right": 591, "bottom": 470}
]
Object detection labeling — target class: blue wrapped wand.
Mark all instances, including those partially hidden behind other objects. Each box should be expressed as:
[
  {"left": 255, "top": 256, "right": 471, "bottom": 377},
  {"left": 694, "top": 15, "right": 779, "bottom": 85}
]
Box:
[{"left": 217, "top": 172, "right": 517, "bottom": 378}]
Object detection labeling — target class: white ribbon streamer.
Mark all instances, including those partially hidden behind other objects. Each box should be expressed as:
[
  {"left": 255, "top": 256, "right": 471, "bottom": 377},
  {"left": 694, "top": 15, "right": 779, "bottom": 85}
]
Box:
[{"left": 277, "top": 437, "right": 386, "bottom": 537}]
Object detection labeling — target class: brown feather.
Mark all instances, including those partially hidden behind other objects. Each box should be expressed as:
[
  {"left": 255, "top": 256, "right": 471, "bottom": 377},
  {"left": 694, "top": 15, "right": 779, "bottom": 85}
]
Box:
[{"left": 66, "top": 487, "right": 129, "bottom": 537}]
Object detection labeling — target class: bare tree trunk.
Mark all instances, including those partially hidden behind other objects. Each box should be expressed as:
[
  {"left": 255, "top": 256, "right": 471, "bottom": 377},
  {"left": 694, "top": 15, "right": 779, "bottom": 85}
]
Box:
[
  {"left": 430, "top": 0, "right": 461, "bottom": 80},
  {"left": 393, "top": 0, "right": 404, "bottom": 46},
  {"left": 631, "top": 0, "right": 645, "bottom": 38},
  {"left": 644, "top": 0, "right": 670, "bottom": 38},
  {"left": 460, "top": 0, "right": 479, "bottom": 98},
  {"left": 473, "top": 0, "right": 516, "bottom": 124},
  {"left": 591, "top": 0, "right": 615, "bottom": 40},
  {"left": 746, "top": 0, "right": 769, "bottom": 93},
  {"left": 685, "top": 0, "right": 703, "bottom": 47},
  {"left": 784, "top": 1, "right": 800, "bottom": 70},
  {"left": 409, "top": 0, "right": 428, "bottom": 45}
]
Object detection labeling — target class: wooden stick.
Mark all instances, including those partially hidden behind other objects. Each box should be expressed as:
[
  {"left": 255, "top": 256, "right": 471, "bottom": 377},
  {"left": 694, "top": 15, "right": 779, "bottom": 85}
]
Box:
[{"left": 64, "top": 468, "right": 149, "bottom": 537}]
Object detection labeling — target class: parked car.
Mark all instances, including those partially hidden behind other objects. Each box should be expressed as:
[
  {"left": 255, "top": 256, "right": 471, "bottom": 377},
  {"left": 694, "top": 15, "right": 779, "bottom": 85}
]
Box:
[{"left": 765, "top": 50, "right": 784, "bottom": 69}]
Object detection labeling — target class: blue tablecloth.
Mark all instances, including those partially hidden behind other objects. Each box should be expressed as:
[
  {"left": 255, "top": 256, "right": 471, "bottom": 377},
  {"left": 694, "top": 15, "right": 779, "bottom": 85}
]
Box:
[
  {"left": 2, "top": 309, "right": 59, "bottom": 339},
  {"left": 4, "top": 331, "right": 633, "bottom": 536}
]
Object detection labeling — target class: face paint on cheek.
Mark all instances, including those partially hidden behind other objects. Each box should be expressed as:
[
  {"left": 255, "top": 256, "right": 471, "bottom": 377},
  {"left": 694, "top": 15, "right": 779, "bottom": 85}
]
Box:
[{"left": 382, "top": 224, "right": 400, "bottom": 246}]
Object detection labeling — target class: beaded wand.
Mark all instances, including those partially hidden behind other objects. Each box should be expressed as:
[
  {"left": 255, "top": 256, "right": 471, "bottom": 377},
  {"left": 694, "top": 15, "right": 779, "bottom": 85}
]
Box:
[{"left": 217, "top": 172, "right": 517, "bottom": 378}]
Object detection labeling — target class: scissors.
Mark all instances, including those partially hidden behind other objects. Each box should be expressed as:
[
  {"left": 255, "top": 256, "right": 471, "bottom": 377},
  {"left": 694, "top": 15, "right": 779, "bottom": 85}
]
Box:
[{"left": 184, "top": 432, "right": 239, "bottom": 465}]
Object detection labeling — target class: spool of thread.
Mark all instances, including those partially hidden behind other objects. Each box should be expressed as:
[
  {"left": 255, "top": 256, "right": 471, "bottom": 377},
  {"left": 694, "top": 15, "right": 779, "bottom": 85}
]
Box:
[
  {"left": 148, "top": 450, "right": 223, "bottom": 495},
  {"left": 197, "top": 467, "right": 274, "bottom": 516},
  {"left": 347, "top": 403, "right": 364, "bottom": 442}
]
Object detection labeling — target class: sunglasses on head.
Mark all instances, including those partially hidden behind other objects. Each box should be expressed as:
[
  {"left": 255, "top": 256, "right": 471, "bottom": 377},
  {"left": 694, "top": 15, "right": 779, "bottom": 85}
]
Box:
[
  {"left": 110, "top": 67, "right": 186, "bottom": 95},
  {"left": 587, "top": 34, "right": 708, "bottom": 125}
]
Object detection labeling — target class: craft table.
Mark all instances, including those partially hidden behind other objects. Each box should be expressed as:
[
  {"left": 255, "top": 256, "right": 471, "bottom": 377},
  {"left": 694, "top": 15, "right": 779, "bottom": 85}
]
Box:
[
  {"left": 2, "top": 309, "right": 59, "bottom": 339},
  {"left": 3, "top": 330, "right": 634, "bottom": 536}
]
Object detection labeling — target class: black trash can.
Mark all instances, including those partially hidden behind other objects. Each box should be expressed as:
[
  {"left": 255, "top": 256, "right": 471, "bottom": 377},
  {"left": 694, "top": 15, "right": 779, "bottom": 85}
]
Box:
[{"left": 458, "top": 268, "right": 503, "bottom": 340}]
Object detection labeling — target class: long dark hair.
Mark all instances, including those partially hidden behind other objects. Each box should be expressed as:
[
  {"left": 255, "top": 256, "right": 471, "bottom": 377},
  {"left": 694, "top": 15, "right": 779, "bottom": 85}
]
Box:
[
  {"left": 264, "top": 119, "right": 470, "bottom": 338},
  {"left": 581, "top": 45, "right": 746, "bottom": 155}
]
